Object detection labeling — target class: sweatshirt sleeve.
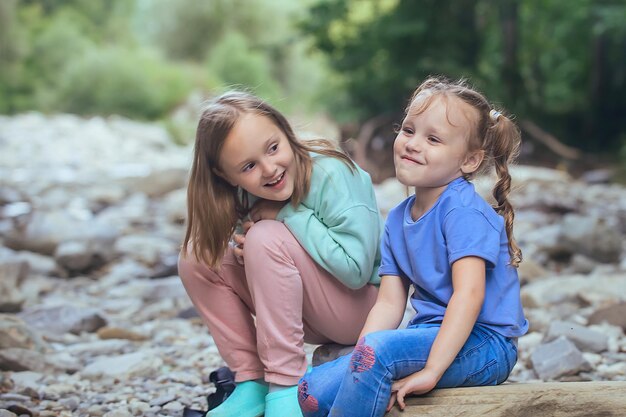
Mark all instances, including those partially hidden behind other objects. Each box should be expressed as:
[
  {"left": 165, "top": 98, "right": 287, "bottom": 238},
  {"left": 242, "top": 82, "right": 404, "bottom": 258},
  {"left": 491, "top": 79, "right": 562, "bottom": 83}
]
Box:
[{"left": 276, "top": 159, "right": 381, "bottom": 289}]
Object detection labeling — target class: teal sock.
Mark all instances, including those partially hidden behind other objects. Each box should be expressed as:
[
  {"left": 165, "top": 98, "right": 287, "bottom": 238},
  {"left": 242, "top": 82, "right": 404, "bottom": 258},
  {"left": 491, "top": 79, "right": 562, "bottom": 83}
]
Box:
[
  {"left": 268, "top": 383, "right": 291, "bottom": 394},
  {"left": 265, "top": 385, "right": 303, "bottom": 417},
  {"left": 207, "top": 379, "right": 268, "bottom": 417}
]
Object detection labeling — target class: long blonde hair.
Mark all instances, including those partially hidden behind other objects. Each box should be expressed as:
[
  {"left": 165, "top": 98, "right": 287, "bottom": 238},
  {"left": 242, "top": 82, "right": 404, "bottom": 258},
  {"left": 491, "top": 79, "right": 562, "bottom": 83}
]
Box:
[
  {"left": 407, "top": 77, "right": 523, "bottom": 267},
  {"left": 182, "top": 91, "right": 354, "bottom": 267}
]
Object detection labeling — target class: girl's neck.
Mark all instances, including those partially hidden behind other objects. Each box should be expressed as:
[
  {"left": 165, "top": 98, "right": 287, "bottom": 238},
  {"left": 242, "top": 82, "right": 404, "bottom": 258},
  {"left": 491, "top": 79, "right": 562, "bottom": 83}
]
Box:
[
  {"left": 410, "top": 186, "right": 445, "bottom": 221},
  {"left": 410, "top": 177, "right": 463, "bottom": 220}
]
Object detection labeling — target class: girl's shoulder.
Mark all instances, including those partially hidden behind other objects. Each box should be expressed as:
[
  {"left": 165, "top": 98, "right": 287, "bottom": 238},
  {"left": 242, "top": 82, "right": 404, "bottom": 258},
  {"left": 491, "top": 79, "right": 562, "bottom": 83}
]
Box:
[
  {"left": 311, "top": 153, "right": 364, "bottom": 183},
  {"left": 311, "top": 152, "right": 350, "bottom": 170},
  {"left": 440, "top": 180, "right": 504, "bottom": 230}
]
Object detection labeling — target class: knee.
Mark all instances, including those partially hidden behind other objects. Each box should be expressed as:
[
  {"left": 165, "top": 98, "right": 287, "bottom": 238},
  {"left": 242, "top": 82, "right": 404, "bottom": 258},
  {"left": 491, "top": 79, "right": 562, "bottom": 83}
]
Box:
[
  {"left": 243, "top": 220, "right": 294, "bottom": 256},
  {"left": 348, "top": 331, "right": 397, "bottom": 376},
  {"left": 298, "top": 373, "right": 323, "bottom": 417},
  {"left": 348, "top": 336, "right": 379, "bottom": 375}
]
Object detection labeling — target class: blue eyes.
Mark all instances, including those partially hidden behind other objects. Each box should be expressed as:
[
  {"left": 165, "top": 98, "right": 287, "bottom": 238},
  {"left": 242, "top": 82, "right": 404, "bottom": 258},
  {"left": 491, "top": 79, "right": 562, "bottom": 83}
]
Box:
[
  {"left": 400, "top": 127, "right": 441, "bottom": 144},
  {"left": 240, "top": 143, "right": 279, "bottom": 172}
]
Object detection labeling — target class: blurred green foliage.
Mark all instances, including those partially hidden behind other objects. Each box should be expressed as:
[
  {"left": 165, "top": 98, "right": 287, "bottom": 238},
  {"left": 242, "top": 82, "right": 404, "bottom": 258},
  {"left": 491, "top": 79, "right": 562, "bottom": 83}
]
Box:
[
  {"left": 301, "top": 0, "right": 626, "bottom": 152},
  {"left": 0, "top": 0, "right": 330, "bottom": 120},
  {"left": 2, "top": 0, "right": 626, "bottom": 155}
]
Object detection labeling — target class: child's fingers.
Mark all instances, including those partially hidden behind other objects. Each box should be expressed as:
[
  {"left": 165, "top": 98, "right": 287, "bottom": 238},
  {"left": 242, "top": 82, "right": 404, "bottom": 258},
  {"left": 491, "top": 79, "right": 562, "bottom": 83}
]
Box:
[
  {"left": 242, "top": 220, "right": 254, "bottom": 233},
  {"left": 233, "top": 241, "right": 244, "bottom": 265},
  {"left": 233, "top": 234, "right": 245, "bottom": 245},
  {"left": 386, "top": 392, "right": 397, "bottom": 412},
  {"left": 396, "top": 389, "right": 406, "bottom": 410}
]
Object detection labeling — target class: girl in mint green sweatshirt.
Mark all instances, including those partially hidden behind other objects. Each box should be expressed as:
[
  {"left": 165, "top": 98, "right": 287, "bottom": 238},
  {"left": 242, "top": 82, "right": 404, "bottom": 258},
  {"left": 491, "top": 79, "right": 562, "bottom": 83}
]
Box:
[{"left": 178, "top": 91, "right": 382, "bottom": 417}]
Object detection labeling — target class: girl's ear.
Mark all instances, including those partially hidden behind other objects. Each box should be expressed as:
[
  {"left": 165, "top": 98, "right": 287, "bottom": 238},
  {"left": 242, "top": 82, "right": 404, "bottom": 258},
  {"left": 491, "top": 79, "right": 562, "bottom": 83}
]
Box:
[
  {"left": 461, "top": 150, "right": 484, "bottom": 175},
  {"left": 212, "top": 167, "right": 237, "bottom": 187}
]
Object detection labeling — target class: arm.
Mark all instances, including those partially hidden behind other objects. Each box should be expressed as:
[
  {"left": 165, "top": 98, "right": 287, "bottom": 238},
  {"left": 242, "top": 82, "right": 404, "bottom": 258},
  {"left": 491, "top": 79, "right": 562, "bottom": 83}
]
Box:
[
  {"left": 276, "top": 160, "right": 382, "bottom": 289},
  {"left": 358, "top": 275, "right": 410, "bottom": 339},
  {"left": 389, "top": 256, "right": 486, "bottom": 411}
]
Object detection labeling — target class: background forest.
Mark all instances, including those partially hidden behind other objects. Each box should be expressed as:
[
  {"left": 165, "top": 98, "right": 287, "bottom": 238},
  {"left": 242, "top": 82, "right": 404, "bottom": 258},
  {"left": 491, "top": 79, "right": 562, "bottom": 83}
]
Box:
[{"left": 2, "top": 0, "right": 626, "bottom": 179}]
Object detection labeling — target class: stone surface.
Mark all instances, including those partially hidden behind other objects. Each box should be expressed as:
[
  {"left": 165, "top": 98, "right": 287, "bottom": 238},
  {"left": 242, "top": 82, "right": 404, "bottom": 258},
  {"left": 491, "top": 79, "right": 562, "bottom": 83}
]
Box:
[
  {"left": 18, "top": 306, "right": 107, "bottom": 336},
  {"left": 588, "top": 302, "right": 626, "bottom": 331},
  {"left": 544, "top": 321, "right": 609, "bottom": 353},
  {"left": 0, "top": 261, "right": 28, "bottom": 312},
  {"left": 0, "top": 315, "right": 47, "bottom": 352},
  {"left": 530, "top": 337, "right": 591, "bottom": 380}
]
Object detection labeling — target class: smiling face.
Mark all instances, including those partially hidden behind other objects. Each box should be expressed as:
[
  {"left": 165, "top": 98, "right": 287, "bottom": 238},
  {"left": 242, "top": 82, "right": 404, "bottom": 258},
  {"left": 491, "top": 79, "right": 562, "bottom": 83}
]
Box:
[
  {"left": 216, "top": 112, "right": 296, "bottom": 201},
  {"left": 394, "top": 94, "right": 483, "bottom": 209}
]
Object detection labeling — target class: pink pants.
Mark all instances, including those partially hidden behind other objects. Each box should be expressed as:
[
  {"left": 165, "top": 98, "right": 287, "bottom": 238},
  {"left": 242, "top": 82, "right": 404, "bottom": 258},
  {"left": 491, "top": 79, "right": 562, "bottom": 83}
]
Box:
[{"left": 178, "top": 220, "right": 378, "bottom": 385}]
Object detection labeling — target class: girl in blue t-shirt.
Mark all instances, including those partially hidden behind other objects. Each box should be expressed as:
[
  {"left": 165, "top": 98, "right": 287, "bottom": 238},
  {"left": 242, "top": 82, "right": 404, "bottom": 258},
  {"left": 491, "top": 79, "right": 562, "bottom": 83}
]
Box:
[{"left": 298, "top": 77, "right": 529, "bottom": 417}]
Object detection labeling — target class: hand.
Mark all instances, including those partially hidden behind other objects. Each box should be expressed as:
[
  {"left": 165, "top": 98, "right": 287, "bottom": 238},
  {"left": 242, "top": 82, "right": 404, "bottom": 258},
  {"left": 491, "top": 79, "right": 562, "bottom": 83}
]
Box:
[
  {"left": 387, "top": 367, "right": 441, "bottom": 412},
  {"left": 232, "top": 221, "right": 254, "bottom": 265},
  {"left": 249, "top": 199, "right": 287, "bottom": 222}
]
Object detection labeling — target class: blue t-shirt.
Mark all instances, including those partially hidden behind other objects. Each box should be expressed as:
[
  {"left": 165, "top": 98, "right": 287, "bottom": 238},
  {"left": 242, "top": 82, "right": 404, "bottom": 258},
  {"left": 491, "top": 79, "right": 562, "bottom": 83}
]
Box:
[{"left": 379, "top": 177, "right": 528, "bottom": 338}]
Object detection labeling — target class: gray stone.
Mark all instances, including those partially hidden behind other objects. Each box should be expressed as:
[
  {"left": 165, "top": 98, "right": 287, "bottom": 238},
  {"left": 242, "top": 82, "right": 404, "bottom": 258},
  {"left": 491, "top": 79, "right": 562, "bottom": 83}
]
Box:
[
  {"left": 544, "top": 321, "right": 609, "bottom": 353},
  {"left": 560, "top": 214, "right": 622, "bottom": 263},
  {"left": 121, "top": 168, "right": 187, "bottom": 198},
  {"left": 588, "top": 302, "right": 626, "bottom": 331},
  {"left": 161, "top": 401, "right": 184, "bottom": 413},
  {"left": 0, "top": 261, "right": 28, "bottom": 312},
  {"left": 567, "top": 254, "right": 597, "bottom": 275},
  {"left": 0, "top": 348, "right": 49, "bottom": 372},
  {"left": 161, "top": 188, "right": 187, "bottom": 224},
  {"left": 81, "top": 351, "right": 163, "bottom": 379},
  {"left": 113, "top": 235, "right": 177, "bottom": 266},
  {"left": 4, "top": 210, "right": 117, "bottom": 256},
  {"left": 18, "top": 305, "right": 107, "bottom": 335},
  {"left": 521, "top": 273, "right": 626, "bottom": 308},
  {"left": 530, "top": 337, "right": 591, "bottom": 380},
  {"left": 64, "top": 339, "right": 131, "bottom": 356},
  {"left": 8, "top": 371, "right": 43, "bottom": 398},
  {"left": 103, "top": 409, "right": 132, "bottom": 417},
  {"left": 143, "top": 277, "right": 188, "bottom": 301},
  {"left": 517, "top": 258, "right": 549, "bottom": 285},
  {"left": 57, "top": 396, "right": 80, "bottom": 411},
  {"left": 0, "top": 315, "right": 48, "bottom": 352},
  {"left": 149, "top": 393, "right": 177, "bottom": 407},
  {"left": 54, "top": 239, "right": 114, "bottom": 274},
  {"left": 0, "top": 247, "right": 54, "bottom": 279},
  {"left": 312, "top": 343, "right": 354, "bottom": 367}
]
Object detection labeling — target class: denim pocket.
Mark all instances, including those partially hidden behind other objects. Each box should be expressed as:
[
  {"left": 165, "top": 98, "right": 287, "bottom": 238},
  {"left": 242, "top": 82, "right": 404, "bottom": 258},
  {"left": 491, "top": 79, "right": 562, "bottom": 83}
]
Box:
[{"left": 463, "top": 358, "right": 499, "bottom": 386}]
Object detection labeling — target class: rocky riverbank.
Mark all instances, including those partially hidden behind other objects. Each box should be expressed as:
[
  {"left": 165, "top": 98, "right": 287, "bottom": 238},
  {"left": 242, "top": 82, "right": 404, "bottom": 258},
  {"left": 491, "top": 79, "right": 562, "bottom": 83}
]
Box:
[{"left": 1, "top": 113, "right": 625, "bottom": 417}]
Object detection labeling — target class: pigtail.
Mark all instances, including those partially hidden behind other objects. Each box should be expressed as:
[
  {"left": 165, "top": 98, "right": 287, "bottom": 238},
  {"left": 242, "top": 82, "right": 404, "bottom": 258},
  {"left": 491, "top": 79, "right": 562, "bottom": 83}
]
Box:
[{"left": 486, "top": 112, "right": 523, "bottom": 267}]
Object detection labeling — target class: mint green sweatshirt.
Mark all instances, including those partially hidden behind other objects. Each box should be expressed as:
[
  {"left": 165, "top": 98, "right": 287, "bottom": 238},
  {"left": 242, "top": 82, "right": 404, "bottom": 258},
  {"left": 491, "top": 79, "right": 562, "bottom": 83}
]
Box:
[{"left": 275, "top": 154, "right": 382, "bottom": 289}]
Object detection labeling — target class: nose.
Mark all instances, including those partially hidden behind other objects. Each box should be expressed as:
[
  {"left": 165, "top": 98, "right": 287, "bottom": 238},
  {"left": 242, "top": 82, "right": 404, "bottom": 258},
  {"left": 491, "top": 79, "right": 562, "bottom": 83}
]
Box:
[
  {"left": 405, "top": 136, "right": 422, "bottom": 153},
  {"left": 259, "top": 159, "right": 277, "bottom": 178}
]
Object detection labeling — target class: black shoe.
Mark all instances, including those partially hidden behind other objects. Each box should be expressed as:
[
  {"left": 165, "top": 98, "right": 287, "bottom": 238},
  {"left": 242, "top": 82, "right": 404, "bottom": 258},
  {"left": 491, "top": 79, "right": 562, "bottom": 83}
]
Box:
[{"left": 181, "top": 366, "right": 236, "bottom": 417}]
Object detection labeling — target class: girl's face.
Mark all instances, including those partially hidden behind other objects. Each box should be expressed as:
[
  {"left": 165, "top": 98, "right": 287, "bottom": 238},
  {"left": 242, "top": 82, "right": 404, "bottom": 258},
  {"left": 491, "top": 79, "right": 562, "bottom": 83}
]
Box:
[
  {"left": 216, "top": 113, "right": 296, "bottom": 201},
  {"left": 394, "top": 95, "right": 482, "bottom": 191}
]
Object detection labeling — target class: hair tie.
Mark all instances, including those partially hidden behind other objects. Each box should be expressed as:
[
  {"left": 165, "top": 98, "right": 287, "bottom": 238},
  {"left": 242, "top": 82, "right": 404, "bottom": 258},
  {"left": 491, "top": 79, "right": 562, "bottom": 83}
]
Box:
[{"left": 489, "top": 109, "right": 501, "bottom": 122}]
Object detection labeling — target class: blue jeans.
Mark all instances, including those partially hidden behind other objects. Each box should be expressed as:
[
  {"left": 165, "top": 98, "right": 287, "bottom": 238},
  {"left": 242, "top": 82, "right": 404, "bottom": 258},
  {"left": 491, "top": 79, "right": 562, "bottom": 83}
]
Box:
[{"left": 298, "top": 323, "right": 517, "bottom": 417}]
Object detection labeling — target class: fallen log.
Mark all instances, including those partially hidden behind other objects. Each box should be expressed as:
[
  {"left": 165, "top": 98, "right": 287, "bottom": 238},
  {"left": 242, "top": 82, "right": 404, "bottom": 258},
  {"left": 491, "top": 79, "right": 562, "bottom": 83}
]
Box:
[
  {"left": 389, "top": 381, "right": 626, "bottom": 417},
  {"left": 519, "top": 120, "right": 581, "bottom": 160}
]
